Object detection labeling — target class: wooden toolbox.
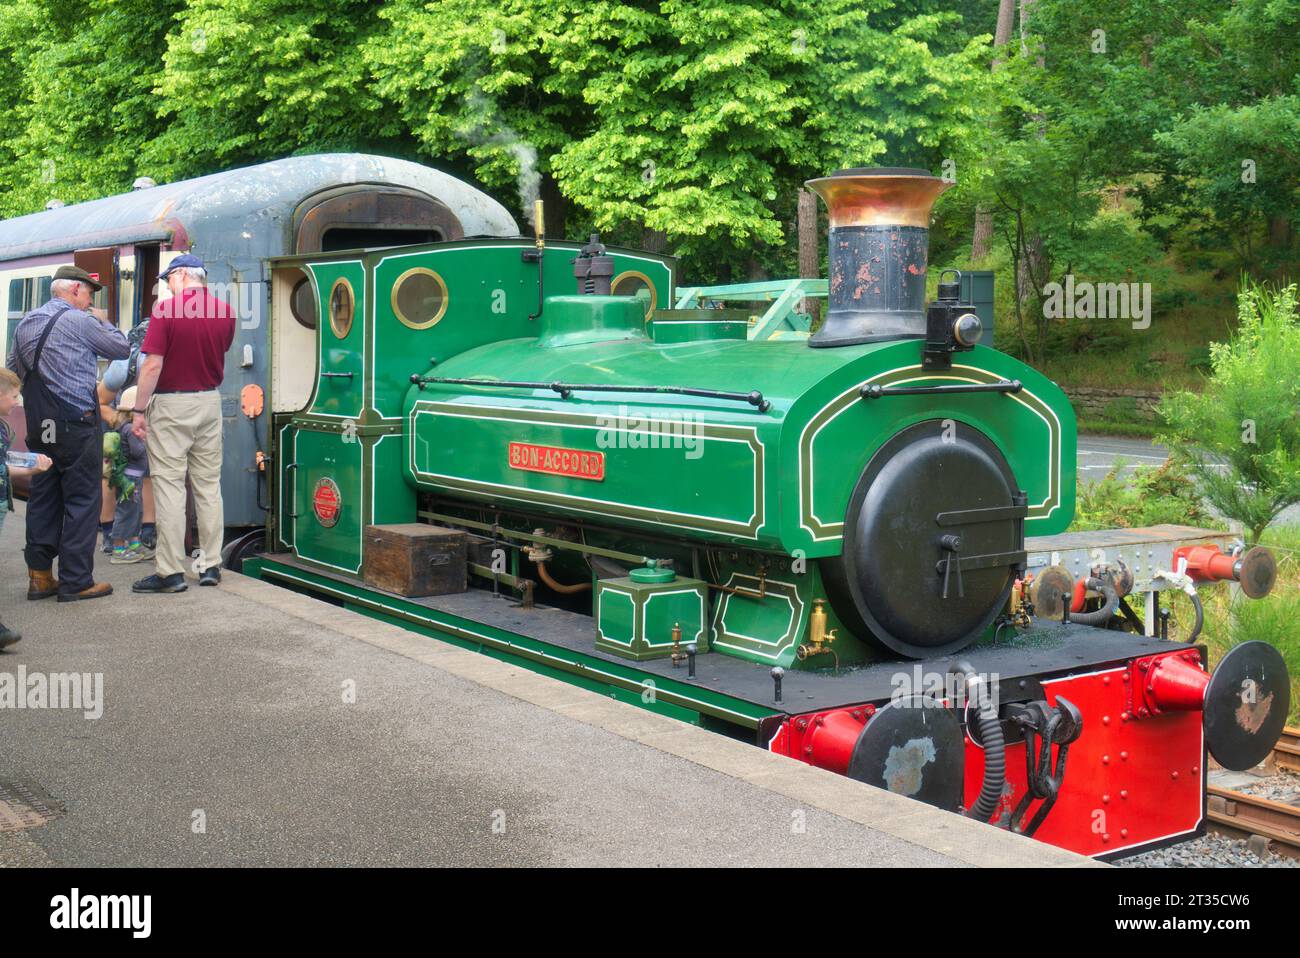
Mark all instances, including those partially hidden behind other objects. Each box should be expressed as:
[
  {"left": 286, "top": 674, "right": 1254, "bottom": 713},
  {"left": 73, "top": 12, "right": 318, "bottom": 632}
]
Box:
[{"left": 363, "top": 523, "right": 467, "bottom": 597}]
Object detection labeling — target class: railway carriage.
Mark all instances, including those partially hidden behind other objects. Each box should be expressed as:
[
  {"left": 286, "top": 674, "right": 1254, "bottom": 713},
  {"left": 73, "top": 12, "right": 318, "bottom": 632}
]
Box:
[{"left": 0, "top": 153, "right": 517, "bottom": 546}]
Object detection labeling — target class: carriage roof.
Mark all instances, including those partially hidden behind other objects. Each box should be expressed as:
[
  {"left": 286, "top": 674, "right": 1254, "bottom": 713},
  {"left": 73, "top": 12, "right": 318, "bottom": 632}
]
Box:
[{"left": 0, "top": 153, "right": 518, "bottom": 262}]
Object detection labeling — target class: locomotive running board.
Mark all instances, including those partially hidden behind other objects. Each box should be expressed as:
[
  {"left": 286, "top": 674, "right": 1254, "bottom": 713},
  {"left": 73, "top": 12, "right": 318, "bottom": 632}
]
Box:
[{"left": 245, "top": 553, "right": 1200, "bottom": 738}]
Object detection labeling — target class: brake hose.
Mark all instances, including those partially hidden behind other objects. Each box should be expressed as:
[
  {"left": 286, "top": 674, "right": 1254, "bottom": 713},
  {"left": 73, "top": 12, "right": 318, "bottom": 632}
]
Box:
[
  {"left": 954, "top": 660, "right": 1005, "bottom": 823},
  {"left": 1069, "top": 576, "right": 1119, "bottom": 627}
]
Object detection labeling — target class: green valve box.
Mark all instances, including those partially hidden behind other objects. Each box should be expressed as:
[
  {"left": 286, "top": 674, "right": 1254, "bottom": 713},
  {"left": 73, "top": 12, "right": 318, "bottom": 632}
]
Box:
[{"left": 595, "top": 566, "right": 709, "bottom": 662}]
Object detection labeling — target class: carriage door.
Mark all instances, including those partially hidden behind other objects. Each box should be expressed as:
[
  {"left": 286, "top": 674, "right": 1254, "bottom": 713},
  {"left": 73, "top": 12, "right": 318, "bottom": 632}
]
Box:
[{"left": 74, "top": 247, "right": 120, "bottom": 328}]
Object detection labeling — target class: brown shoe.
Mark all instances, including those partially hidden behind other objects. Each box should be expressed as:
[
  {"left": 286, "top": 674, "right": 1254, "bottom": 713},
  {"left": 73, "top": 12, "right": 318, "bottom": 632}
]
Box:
[
  {"left": 27, "top": 568, "right": 59, "bottom": 600},
  {"left": 57, "top": 581, "right": 114, "bottom": 603}
]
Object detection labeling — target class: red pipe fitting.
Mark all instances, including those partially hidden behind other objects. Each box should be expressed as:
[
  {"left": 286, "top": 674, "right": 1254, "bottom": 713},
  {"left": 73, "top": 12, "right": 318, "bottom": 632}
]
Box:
[
  {"left": 1071, "top": 578, "right": 1087, "bottom": 614},
  {"left": 1172, "top": 544, "right": 1276, "bottom": 598},
  {"left": 804, "top": 710, "right": 866, "bottom": 775},
  {"left": 1135, "top": 652, "right": 1209, "bottom": 715}
]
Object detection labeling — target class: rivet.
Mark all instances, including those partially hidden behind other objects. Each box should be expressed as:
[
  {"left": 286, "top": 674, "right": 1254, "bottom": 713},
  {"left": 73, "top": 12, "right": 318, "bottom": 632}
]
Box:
[
  {"left": 1120, "top": 751, "right": 1129, "bottom": 761},
  {"left": 1102, "top": 755, "right": 1110, "bottom": 765},
  {"left": 1121, "top": 828, "right": 1129, "bottom": 838},
  {"left": 1121, "top": 712, "right": 1129, "bottom": 722},
  {"left": 815, "top": 715, "right": 825, "bottom": 727},
  {"left": 1103, "top": 676, "right": 1111, "bottom": 685},
  {"left": 1122, "top": 673, "right": 1130, "bottom": 683},
  {"left": 1120, "top": 790, "right": 1129, "bottom": 800},
  {"left": 1103, "top": 715, "right": 1111, "bottom": 726},
  {"left": 1171, "top": 771, "right": 1179, "bottom": 780},
  {"left": 1102, "top": 794, "right": 1110, "bottom": 804},
  {"left": 1139, "top": 662, "right": 1149, "bottom": 672},
  {"left": 1102, "top": 833, "right": 1111, "bottom": 842},
  {"left": 796, "top": 719, "right": 807, "bottom": 731},
  {"left": 1192, "top": 766, "right": 1199, "bottom": 774},
  {"left": 803, "top": 746, "right": 812, "bottom": 756}
]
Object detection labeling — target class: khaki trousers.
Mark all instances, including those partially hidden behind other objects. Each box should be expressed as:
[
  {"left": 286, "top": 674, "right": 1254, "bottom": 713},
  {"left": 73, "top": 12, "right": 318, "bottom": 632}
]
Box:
[{"left": 146, "top": 390, "right": 224, "bottom": 577}]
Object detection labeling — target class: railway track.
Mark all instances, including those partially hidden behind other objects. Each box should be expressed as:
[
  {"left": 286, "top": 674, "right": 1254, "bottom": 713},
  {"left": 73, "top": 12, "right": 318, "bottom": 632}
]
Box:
[
  {"left": 1272, "top": 726, "right": 1300, "bottom": 774},
  {"left": 1206, "top": 726, "right": 1300, "bottom": 859}
]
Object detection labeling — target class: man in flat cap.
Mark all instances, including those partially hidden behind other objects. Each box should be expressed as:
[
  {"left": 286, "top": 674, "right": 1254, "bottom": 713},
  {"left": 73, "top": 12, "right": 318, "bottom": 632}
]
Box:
[{"left": 7, "top": 265, "right": 130, "bottom": 601}]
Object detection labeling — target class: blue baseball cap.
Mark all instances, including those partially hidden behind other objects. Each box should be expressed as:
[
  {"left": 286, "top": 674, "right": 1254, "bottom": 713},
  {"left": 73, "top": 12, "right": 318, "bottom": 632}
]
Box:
[{"left": 159, "top": 253, "right": 205, "bottom": 280}]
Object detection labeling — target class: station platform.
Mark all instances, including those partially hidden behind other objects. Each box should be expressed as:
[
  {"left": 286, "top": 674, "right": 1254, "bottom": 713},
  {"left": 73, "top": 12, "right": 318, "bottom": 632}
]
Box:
[{"left": 0, "top": 508, "right": 1098, "bottom": 867}]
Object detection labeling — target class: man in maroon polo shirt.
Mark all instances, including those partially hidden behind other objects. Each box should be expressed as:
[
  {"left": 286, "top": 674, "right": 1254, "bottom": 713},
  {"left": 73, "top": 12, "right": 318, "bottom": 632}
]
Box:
[{"left": 130, "top": 254, "right": 236, "bottom": 593}]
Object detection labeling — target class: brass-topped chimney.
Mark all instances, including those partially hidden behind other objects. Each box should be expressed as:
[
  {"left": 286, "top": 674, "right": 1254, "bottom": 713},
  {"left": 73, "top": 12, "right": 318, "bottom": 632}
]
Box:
[{"left": 805, "top": 167, "right": 952, "bottom": 348}]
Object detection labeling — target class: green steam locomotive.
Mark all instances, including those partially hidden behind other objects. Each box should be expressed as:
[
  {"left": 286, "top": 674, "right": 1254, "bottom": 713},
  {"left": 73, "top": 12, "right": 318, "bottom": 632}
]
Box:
[{"left": 244, "top": 168, "right": 1288, "bottom": 859}]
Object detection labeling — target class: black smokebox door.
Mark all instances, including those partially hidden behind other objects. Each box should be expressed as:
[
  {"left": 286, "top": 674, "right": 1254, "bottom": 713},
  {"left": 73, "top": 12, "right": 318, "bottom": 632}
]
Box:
[{"left": 823, "top": 421, "right": 1022, "bottom": 658}]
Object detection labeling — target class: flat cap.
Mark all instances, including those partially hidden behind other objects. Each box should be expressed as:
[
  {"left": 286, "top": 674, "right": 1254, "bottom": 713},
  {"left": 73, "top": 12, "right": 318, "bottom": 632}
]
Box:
[{"left": 53, "top": 264, "right": 105, "bottom": 291}]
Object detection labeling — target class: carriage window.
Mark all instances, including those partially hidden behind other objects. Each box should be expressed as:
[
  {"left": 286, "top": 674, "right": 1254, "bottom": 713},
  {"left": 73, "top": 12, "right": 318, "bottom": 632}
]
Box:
[
  {"left": 392, "top": 267, "right": 448, "bottom": 330},
  {"left": 611, "top": 270, "right": 656, "bottom": 322},
  {"left": 6, "top": 278, "right": 28, "bottom": 320},
  {"left": 290, "top": 276, "right": 318, "bottom": 330},
  {"left": 37, "top": 276, "right": 52, "bottom": 303},
  {"left": 329, "top": 278, "right": 354, "bottom": 339}
]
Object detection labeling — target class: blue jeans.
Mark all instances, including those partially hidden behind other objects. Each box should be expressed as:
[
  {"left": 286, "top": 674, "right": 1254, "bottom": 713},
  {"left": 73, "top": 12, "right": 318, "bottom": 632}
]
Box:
[{"left": 111, "top": 480, "right": 143, "bottom": 544}]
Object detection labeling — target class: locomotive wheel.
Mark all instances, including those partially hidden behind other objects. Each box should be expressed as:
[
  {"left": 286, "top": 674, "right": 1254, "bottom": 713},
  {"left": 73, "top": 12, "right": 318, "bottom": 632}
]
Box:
[
  {"left": 822, "top": 420, "right": 1024, "bottom": 658},
  {"left": 221, "top": 529, "right": 266, "bottom": 573}
]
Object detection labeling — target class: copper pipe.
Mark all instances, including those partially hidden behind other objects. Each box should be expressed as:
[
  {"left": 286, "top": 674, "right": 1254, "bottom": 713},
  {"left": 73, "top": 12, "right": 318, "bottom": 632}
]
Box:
[
  {"left": 706, "top": 568, "right": 768, "bottom": 600},
  {"left": 536, "top": 560, "right": 592, "bottom": 594}
]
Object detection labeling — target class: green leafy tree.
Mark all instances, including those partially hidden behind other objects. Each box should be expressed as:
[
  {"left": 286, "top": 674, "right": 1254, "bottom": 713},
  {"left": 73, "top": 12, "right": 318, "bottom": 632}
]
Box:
[
  {"left": 369, "top": 0, "right": 989, "bottom": 270},
  {"left": 1158, "top": 283, "right": 1300, "bottom": 545},
  {"left": 0, "top": 0, "right": 183, "bottom": 216},
  {"left": 148, "top": 0, "right": 398, "bottom": 181}
]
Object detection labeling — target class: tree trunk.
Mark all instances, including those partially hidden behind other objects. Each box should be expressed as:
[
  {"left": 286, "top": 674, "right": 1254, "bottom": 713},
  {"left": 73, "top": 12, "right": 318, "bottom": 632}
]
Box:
[
  {"left": 971, "top": 210, "right": 994, "bottom": 262},
  {"left": 970, "top": 0, "right": 1017, "bottom": 261},
  {"left": 797, "top": 188, "right": 822, "bottom": 323},
  {"left": 993, "top": 0, "right": 1016, "bottom": 65},
  {"left": 540, "top": 173, "right": 567, "bottom": 242},
  {"left": 642, "top": 226, "right": 667, "bottom": 254}
]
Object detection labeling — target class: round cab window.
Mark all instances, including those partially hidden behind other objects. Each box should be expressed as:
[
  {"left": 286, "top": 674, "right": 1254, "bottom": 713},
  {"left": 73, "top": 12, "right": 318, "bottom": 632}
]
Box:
[
  {"left": 392, "top": 268, "right": 449, "bottom": 330},
  {"left": 329, "top": 279, "right": 354, "bottom": 339},
  {"left": 611, "top": 270, "right": 657, "bottom": 322},
  {"left": 290, "top": 276, "right": 317, "bottom": 330}
]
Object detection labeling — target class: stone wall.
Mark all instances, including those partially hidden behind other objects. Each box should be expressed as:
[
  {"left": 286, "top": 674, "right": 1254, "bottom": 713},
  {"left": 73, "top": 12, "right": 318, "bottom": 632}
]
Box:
[{"left": 1065, "top": 386, "right": 1162, "bottom": 422}]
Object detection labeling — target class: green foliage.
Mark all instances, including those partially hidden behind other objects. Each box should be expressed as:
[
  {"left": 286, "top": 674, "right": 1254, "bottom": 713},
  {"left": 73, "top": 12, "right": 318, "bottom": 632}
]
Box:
[
  {"left": 368, "top": 0, "right": 989, "bottom": 259},
  {"left": 1158, "top": 283, "right": 1300, "bottom": 544},
  {"left": 1071, "top": 458, "right": 1216, "bottom": 532},
  {"left": 969, "top": 0, "right": 1299, "bottom": 365},
  {"left": 1156, "top": 95, "right": 1300, "bottom": 270},
  {"left": 0, "top": 0, "right": 992, "bottom": 280},
  {"left": 0, "top": 0, "right": 184, "bottom": 216},
  {"left": 148, "top": 0, "right": 397, "bottom": 180}
]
